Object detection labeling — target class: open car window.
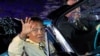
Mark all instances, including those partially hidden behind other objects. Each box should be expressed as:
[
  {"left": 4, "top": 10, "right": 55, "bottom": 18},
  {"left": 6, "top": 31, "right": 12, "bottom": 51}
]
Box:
[{"left": 47, "top": 0, "right": 100, "bottom": 55}]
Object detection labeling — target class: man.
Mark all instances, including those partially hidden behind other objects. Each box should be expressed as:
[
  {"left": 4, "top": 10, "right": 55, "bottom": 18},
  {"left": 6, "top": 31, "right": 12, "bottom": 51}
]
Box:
[{"left": 8, "top": 17, "right": 56, "bottom": 56}]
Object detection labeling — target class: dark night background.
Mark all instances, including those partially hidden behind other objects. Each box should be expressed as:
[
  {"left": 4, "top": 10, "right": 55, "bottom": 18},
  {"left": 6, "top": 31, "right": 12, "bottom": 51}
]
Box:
[{"left": 0, "top": 0, "right": 64, "bottom": 19}]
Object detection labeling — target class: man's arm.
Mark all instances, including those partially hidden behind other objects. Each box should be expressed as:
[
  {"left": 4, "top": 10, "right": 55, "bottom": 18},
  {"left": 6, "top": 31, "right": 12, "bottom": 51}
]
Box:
[{"left": 8, "top": 35, "right": 24, "bottom": 56}]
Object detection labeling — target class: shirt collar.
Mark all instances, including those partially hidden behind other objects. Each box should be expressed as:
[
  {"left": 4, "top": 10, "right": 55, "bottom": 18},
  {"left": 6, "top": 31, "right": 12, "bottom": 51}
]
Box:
[
  {"left": 26, "top": 39, "right": 45, "bottom": 47},
  {"left": 26, "top": 39, "right": 39, "bottom": 45}
]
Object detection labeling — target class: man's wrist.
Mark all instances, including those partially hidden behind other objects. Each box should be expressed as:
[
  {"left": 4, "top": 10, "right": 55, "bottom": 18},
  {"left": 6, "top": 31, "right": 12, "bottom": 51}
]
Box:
[{"left": 18, "top": 33, "right": 27, "bottom": 41}]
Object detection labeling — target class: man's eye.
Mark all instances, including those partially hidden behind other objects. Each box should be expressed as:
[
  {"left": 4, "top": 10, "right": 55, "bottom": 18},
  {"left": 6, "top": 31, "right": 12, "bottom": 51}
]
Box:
[
  {"left": 32, "top": 29, "right": 38, "bottom": 31},
  {"left": 32, "top": 28, "right": 45, "bottom": 32}
]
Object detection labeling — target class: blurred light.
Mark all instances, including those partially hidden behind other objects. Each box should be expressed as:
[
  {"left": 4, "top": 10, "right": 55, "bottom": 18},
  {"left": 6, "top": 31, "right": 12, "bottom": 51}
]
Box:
[{"left": 43, "top": 19, "right": 52, "bottom": 27}]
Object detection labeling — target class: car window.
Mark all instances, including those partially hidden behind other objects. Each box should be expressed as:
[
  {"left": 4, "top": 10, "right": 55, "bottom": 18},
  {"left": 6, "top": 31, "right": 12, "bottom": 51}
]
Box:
[
  {"left": 46, "top": 26, "right": 78, "bottom": 56},
  {"left": 47, "top": 0, "right": 100, "bottom": 55}
]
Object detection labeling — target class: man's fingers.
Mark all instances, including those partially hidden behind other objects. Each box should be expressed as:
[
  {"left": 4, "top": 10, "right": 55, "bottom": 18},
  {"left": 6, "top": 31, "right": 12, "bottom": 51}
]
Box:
[
  {"left": 21, "top": 19, "right": 24, "bottom": 25},
  {"left": 25, "top": 17, "right": 31, "bottom": 23},
  {"left": 25, "top": 17, "right": 28, "bottom": 23},
  {"left": 27, "top": 17, "right": 31, "bottom": 23}
]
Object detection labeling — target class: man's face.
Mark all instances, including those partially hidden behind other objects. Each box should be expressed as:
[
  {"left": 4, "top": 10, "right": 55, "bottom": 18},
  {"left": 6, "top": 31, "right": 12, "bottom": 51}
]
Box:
[{"left": 28, "top": 21, "right": 45, "bottom": 43}]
